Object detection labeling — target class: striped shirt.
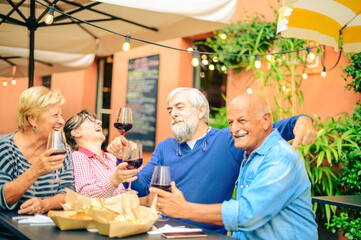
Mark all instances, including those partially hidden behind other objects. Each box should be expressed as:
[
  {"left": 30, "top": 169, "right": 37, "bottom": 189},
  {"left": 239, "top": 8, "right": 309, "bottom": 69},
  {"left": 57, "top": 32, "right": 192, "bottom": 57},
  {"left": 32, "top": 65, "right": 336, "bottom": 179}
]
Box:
[
  {"left": 72, "top": 148, "right": 126, "bottom": 198},
  {"left": 0, "top": 132, "right": 75, "bottom": 210}
]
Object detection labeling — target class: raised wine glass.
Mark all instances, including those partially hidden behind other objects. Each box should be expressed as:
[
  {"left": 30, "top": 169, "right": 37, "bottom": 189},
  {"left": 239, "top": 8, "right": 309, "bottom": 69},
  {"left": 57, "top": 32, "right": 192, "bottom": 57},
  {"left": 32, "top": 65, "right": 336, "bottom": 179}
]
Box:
[
  {"left": 47, "top": 129, "right": 67, "bottom": 183},
  {"left": 122, "top": 142, "right": 143, "bottom": 191},
  {"left": 150, "top": 165, "right": 171, "bottom": 221},
  {"left": 114, "top": 107, "right": 133, "bottom": 136}
]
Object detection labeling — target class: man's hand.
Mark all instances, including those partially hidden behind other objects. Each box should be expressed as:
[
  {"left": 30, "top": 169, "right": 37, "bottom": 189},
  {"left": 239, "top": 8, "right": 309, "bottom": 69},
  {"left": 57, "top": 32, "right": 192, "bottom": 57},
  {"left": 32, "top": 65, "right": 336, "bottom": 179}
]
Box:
[
  {"left": 149, "top": 181, "right": 188, "bottom": 219},
  {"left": 292, "top": 116, "right": 317, "bottom": 151},
  {"left": 107, "top": 136, "right": 128, "bottom": 158}
]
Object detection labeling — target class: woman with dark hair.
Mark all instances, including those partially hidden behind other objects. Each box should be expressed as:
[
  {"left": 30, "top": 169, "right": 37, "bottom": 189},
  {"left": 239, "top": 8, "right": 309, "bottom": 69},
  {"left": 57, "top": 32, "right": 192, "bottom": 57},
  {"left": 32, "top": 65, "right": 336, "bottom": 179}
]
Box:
[{"left": 64, "top": 109, "right": 138, "bottom": 198}]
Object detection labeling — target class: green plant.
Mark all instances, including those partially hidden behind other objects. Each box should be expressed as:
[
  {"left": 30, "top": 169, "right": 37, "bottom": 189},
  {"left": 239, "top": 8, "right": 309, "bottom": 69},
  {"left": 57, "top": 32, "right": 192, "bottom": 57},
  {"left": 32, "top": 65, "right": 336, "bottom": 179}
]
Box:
[
  {"left": 328, "top": 212, "right": 361, "bottom": 240},
  {"left": 342, "top": 52, "right": 361, "bottom": 94}
]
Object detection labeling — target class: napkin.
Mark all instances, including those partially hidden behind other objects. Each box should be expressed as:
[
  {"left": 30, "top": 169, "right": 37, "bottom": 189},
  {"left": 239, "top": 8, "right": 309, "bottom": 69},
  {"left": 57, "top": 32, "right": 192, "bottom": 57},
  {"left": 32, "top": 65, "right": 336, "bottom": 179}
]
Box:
[
  {"left": 147, "top": 224, "right": 202, "bottom": 235},
  {"left": 12, "top": 214, "right": 55, "bottom": 226}
]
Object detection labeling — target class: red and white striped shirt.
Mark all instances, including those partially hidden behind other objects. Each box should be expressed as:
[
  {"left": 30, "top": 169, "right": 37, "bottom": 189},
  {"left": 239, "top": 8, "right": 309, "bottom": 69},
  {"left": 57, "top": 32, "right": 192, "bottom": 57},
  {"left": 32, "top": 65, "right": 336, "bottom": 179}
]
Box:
[{"left": 72, "top": 148, "right": 125, "bottom": 198}]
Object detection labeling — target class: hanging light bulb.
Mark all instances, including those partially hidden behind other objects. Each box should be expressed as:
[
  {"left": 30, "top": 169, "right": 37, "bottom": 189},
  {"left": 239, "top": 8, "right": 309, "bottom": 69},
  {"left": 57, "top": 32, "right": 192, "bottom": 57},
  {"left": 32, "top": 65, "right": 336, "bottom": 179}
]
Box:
[
  {"left": 321, "top": 66, "right": 326, "bottom": 77},
  {"left": 219, "top": 33, "right": 227, "bottom": 40},
  {"left": 306, "top": 47, "right": 315, "bottom": 62},
  {"left": 254, "top": 54, "right": 262, "bottom": 69},
  {"left": 246, "top": 87, "right": 253, "bottom": 94},
  {"left": 187, "top": 47, "right": 193, "bottom": 52},
  {"left": 202, "top": 59, "right": 209, "bottom": 65},
  {"left": 212, "top": 56, "right": 219, "bottom": 62},
  {"left": 44, "top": 5, "right": 55, "bottom": 25},
  {"left": 221, "top": 65, "right": 227, "bottom": 72},
  {"left": 302, "top": 73, "right": 308, "bottom": 79},
  {"left": 209, "top": 64, "right": 215, "bottom": 71},
  {"left": 122, "top": 35, "right": 131, "bottom": 51},
  {"left": 200, "top": 72, "right": 205, "bottom": 78},
  {"left": 11, "top": 78, "right": 16, "bottom": 85},
  {"left": 191, "top": 50, "right": 200, "bottom": 67},
  {"left": 2, "top": 80, "right": 7, "bottom": 87}
]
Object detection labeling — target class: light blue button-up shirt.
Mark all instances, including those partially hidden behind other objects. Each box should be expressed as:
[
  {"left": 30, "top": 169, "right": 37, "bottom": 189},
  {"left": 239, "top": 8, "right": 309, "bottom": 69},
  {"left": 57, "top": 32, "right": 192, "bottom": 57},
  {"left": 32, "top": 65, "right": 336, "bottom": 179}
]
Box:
[{"left": 221, "top": 130, "right": 317, "bottom": 240}]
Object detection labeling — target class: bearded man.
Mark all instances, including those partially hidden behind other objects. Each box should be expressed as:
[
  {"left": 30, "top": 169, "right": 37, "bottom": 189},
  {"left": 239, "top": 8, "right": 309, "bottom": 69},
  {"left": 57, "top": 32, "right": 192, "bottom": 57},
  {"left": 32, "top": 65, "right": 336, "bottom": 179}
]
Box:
[{"left": 107, "top": 87, "right": 317, "bottom": 234}]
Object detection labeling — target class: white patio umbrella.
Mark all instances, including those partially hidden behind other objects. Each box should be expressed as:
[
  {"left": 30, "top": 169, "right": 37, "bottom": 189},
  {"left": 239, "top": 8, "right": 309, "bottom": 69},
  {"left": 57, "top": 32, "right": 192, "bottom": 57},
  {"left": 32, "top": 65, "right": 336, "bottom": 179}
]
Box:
[
  {"left": 0, "top": 0, "right": 237, "bottom": 86},
  {"left": 0, "top": 46, "right": 94, "bottom": 78}
]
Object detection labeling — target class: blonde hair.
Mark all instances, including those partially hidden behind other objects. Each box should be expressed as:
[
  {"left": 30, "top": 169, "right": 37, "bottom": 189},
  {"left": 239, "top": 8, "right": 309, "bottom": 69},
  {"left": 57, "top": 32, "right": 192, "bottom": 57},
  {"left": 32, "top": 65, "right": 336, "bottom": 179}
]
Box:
[{"left": 17, "top": 86, "right": 66, "bottom": 130}]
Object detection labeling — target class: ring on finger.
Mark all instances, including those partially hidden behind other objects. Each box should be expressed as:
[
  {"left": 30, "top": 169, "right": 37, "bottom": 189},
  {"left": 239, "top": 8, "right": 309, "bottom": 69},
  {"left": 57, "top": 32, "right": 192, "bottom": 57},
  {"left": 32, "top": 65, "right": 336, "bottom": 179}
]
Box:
[{"left": 31, "top": 206, "right": 35, "bottom": 211}]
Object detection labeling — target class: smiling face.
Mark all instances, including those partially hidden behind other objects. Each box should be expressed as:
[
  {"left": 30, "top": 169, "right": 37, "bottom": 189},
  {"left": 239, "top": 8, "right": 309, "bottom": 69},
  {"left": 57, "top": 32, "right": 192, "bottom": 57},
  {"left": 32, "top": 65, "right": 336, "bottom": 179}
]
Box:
[
  {"left": 227, "top": 94, "right": 272, "bottom": 155},
  {"left": 167, "top": 92, "right": 201, "bottom": 143},
  {"left": 32, "top": 103, "right": 65, "bottom": 139},
  {"left": 76, "top": 115, "right": 105, "bottom": 143}
]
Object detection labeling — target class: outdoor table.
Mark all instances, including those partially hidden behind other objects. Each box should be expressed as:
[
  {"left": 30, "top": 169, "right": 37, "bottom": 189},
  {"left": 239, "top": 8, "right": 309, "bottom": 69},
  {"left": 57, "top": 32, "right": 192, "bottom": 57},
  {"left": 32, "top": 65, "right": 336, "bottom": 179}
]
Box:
[
  {"left": 312, "top": 195, "right": 361, "bottom": 211},
  {"left": 0, "top": 210, "right": 233, "bottom": 240}
]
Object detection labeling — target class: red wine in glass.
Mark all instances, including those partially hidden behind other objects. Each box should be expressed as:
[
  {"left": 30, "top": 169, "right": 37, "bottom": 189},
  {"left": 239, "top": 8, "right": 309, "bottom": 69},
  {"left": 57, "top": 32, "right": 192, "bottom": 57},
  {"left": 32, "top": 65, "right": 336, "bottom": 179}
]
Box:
[
  {"left": 114, "top": 123, "right": 133, "bottom": 135},
  {"left": 121, "top": 142, "right": 142, "bottom": 191},
  {"left": 150, "top": 183, "right": 171, "bottom": 191},
  {"left": 150, "top": 165, "right": 171, "bottom": 221},
  {"left": 114, "top": 107, "right": 132, "bottom": 136},
  {"left": 47, "top": 130, "right": 67, "bottom": 183}
]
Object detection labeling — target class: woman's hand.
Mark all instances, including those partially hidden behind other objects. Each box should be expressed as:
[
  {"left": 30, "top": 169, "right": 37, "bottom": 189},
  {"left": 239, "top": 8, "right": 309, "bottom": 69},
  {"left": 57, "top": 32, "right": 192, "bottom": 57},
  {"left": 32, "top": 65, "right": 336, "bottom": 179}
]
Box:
[
  {"left": 107, "top": 136, "right": 128, "bottom": 159},
  {"left": 18, "top": 197, "right": 49, "bottom": 215},
  {"left": 29, "top": 148, "right": 65, "bottom": 177},
  {"left": 110, "top": 162, "right": 139, "bottom": 187}
]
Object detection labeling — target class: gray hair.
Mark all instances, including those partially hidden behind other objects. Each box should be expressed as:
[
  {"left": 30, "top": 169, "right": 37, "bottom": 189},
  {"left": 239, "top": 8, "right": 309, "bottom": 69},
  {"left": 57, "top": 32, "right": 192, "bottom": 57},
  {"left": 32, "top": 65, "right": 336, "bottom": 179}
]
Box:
[{"left": 167, "top": 87, "right": 210, "bottom": 124}]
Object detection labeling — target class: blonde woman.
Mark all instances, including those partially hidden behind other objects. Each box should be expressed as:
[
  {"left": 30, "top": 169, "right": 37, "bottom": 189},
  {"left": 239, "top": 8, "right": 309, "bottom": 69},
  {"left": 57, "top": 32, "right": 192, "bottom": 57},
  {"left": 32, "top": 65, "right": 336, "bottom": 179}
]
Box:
[
  {"left": 64, "top": 109, "right": 138, "bottom": 198},
  {"left": 0, "top": 86, "right": 74, "bottom": 215}
]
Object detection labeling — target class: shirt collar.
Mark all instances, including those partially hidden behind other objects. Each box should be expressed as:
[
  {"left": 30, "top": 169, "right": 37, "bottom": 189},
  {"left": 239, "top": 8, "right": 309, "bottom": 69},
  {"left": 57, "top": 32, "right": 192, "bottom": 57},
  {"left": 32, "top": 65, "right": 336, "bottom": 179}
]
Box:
[
  {"left": 254, "top": 129, "right": 281, "bottom": 156},
  {"left": 78, "top": 147, "right": 105, "bottom": 158}
]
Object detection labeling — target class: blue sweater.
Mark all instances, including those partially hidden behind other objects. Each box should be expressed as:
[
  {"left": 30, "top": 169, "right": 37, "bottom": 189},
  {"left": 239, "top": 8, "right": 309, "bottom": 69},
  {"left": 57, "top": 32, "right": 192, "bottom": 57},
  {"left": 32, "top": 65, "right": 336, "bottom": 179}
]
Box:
[{"left": 131, "top": 116, "right": 301, "bottom": 233}]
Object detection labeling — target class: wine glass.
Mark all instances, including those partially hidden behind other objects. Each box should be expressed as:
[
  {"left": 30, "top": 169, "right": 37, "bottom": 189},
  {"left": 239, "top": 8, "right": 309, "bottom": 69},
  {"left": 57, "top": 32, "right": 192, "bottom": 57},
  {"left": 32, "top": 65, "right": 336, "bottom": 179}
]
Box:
[
  {"left": 121, "top": 142, "right": 143, "bottom": 191},
  {"left": 114, "top": 107, "right": 133, "bottom": 136},
  {"left": 150, "top": 165, "right": 171, "bottom": 221},
  {"left": 47, "top": 129, "right": 67, "bottom": 183}
]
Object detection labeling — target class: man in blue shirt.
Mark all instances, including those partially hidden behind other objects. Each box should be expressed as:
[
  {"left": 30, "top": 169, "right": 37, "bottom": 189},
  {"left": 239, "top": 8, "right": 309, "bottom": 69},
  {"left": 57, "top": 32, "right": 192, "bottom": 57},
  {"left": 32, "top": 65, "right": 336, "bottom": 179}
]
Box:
[
  {"left": 108, "top": 87, "right": 317, "bottom": 234},
  {"left": 150, "top": 93, "right": 317, "bottom": 239}
]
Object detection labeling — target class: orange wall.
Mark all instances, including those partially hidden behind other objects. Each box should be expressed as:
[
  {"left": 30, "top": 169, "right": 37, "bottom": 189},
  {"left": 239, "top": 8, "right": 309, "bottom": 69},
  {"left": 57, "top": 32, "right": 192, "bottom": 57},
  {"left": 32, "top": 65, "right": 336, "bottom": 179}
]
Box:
[
  {"left": 226, "top": 47, "right": 361, "bottom": 120},
  {"left": 0, "top": 63, "right": 97, "bottom": 135},
  {"left": 109, "top": 38, "right": 193, "bottom": 163},
  {"left": 0, "top": 76, "right": 41, "bottom": 135}
]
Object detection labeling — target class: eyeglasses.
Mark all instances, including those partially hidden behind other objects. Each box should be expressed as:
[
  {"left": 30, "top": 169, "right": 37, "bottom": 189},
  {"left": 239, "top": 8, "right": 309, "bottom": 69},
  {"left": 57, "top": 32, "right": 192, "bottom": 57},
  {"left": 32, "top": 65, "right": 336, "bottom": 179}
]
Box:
[
  {"left": 176, "top": 127, "right": 210, "bottom": 157},
  {"left": 84, "top": 115, "right": 96, "bottom": 122}
]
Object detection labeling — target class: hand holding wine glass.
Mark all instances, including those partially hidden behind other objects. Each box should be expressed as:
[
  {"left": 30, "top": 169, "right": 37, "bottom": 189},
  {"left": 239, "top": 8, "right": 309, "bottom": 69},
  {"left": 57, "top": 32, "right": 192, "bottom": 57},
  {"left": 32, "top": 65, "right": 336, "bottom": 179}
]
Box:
[
  {"left": 121, "top": 142, "right": 143, "bottom": 191},
  {"left": 47, "top": 129, "right": 67, "bottom": 183}
]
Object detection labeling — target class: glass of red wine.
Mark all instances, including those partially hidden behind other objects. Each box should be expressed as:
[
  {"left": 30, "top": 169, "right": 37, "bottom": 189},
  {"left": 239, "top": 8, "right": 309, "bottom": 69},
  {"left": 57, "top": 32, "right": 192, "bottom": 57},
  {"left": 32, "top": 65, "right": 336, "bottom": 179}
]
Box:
[
  {"left": 47, "top": 129, "right": 67, "bottom": 183},
  {"left": 114, "top": 107, "right": 133, "bottom": 136},
  {"left": 121, "top": 142, "right": 143, "bottom": 191},
  {"left": 150, "top": 165, "right": 171, "bottom": 221}
]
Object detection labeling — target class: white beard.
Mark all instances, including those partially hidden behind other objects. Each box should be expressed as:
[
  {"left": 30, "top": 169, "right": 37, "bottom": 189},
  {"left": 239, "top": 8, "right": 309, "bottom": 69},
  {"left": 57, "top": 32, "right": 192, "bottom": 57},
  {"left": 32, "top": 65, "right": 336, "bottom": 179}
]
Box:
[{"left": 171, "top": 112, "right": 199, "bottom": 143}]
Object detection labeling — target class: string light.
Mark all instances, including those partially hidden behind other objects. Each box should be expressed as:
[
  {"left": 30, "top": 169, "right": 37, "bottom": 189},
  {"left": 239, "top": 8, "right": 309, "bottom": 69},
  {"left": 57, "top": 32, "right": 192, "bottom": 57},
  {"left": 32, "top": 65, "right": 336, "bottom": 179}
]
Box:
[
  {"left": 306, "top": 47, "right": 315, "bottom": 62},
  {"left": 2, "top": 80, "right": 7, "bottom": 87},
  {"left": 246, "top": 87, "right": 253, "bottom": 94},
  {"left": 11, "top": 66, "right": 16, "bottom": 86},
  {"left": 209, "top": 64, "right": 215, "bottom": 71},
  {"left": 219, "top": 33, "right": 227, "bottom": 40},
  {"left": 212, "top": 56, "right": 219, "bottom": 62},
  {"left": 221, "top": 65, "right": 227, "bottom": 72},
  {"left": 202, "top": 59, "right": 209, "bottom": 65},
  {"left": 44, "top": 5, "right": 55, "bottom": 25},
  {"left": 11, "top": 78, "right": 16, "bottom": 85},
  {"left": 122, "top": 34, "right": 131, "bottom": 51},
  {"left": 254, "top": 54, "right": 262, "bottom": 69},
  {"left": 302, "top": 73, "right": 308, "bottom": 79},
  {"left": 321, "top": 66, "right": 326, "bottom": 77},
  {"left": 191, "top": 50, "right": 200, "bottom": 67}
]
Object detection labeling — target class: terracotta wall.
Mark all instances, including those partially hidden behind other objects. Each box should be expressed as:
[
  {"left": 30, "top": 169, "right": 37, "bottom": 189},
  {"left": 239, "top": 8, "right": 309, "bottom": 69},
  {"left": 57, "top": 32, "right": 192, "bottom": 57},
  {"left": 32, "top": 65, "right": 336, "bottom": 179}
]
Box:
[
  {"left": 0, "top": 63, "right": 97, "bottom": 135},
  {"left": 109, "top": 38, "right": 193, "bottom": 163}
]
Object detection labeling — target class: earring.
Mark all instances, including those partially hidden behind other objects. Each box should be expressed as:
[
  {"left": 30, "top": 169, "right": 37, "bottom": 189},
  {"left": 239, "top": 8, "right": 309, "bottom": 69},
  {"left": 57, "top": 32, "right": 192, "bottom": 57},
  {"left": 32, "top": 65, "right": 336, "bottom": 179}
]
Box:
[{"left": 32, "top": 126, "right": 35, "bottom": 131}]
